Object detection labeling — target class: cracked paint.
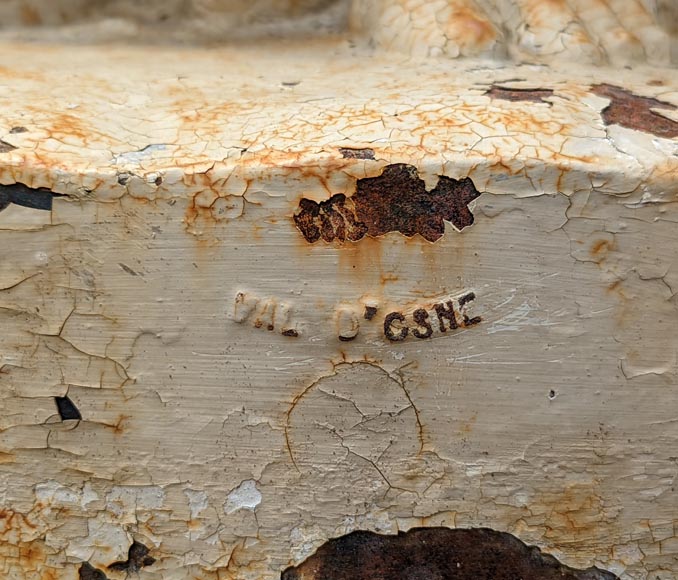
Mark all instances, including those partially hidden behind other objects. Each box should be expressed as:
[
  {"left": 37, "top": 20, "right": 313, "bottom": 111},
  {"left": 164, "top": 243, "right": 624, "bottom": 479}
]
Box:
[{"left": 0, "top": 10, "right": 676, "bottom": 580}]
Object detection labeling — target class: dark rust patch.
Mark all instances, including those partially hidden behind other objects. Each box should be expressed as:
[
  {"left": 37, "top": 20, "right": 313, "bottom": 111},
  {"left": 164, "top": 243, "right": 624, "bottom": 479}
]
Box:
[
  {"left": 485, "top": 85, "right": 554, "bottom": 103},
  {"left": 364, "top": 305, "right": 378, "bottom": 320},
  {"left": 79, "top": 562, "right": 108, "bottom": 580},
  {"left": 282, "top": 329, "right": 299, "bottom": 337},
  {"left": 0, "top": 183, "right": 61, "bottom": 213},
  {"left": 338, "top": 147, "right": 375, "bottom": 160},
  {"left": 591, "top": 84, "right": 678, "bottom": 138},
  {"left": 9, "top": 126, "right": 27, "bottom": 134},
  {"left": 108, "top": 541, "right": 155, "bottom": 573},
  {"left": 281, "top": 527, "right": 617, "bottom": 580},
  {"left": 294, "top": 164, "right": 481, "bottom": 244},
  {"left": 0, "top": 139, "right": 17, "bottom": 153}
]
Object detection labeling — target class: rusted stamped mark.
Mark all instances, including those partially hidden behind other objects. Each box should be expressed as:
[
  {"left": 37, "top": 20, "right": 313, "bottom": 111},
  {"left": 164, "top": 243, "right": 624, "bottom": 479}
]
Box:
[
  {"left": 294, "top": 164, "right": 481, "bottom": 244},
  {"left": 282, "top": 527, "right": 618, "bottom": 580}
]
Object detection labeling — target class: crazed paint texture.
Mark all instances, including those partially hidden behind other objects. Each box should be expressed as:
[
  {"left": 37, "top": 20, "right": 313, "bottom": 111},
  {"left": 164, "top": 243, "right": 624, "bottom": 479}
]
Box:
[
  {"left": 294, "top": 164, "right": 481, "bottom": 243},
  {"left": 282, "top": 528, "right": 618, "bottom": 579},
  {"left": 0, "top": 40, "right": 677, "bottom": 580}
]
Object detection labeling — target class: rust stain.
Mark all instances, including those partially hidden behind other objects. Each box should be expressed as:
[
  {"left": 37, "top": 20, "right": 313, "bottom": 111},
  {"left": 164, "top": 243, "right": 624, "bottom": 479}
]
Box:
[
  {"left": 0, "top": 452, "right": 15, "bottom": 464},
  {"left": 591, "top": 84, "right": 678, "bottom": 138},
  {"left": 537, "top": 483, "right": 608, "bottom": 542},
  {"left": 20, "top": 4, "right": 42, "bottom": 26},
  {"left": 590, "top": 239, "right": 612, "bottom": 256},
  {"left": 485, "top": 85, "right": 555, "bottom": 104},
  {"left": 294, "top": 164, "right": 481, "bottom": 243},
  {"left": 338, "top": 147, "right": 375, "bottom": 160},
  {"left": 281, "top": 527, "right": 617, "bottom": 580},
  {"left": 447, "top": 6, "right": 498, "bottom": 51}
]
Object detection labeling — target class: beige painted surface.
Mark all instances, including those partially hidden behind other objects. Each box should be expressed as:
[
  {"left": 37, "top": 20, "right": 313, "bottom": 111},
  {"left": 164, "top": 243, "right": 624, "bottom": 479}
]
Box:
[{"left": 0, "top": 8, "right": 677, "bottom": 580}]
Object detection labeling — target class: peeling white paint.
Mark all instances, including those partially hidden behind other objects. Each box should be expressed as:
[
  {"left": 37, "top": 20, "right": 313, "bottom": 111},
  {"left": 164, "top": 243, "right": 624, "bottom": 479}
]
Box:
[
  {"left": 224, "top": 480, "right": 262, "bottom": 514},
  {"left": 0, "top": 5, "right": 676, "bottom": 579}
]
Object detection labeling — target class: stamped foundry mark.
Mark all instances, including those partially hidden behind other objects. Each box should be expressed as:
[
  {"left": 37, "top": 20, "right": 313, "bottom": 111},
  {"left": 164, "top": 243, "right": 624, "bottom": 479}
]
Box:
[
  {"left": 232, "top": 291, "right": 299, "bottom": 337},
  {"left": 232, "top": 290, "right": 481, "bottom": 342},
  {"left": 294, "top": 164, "right": 481, "bottom": 244},
  {"left": 335, "top": 291, "right": 481, "bottom": 342}
]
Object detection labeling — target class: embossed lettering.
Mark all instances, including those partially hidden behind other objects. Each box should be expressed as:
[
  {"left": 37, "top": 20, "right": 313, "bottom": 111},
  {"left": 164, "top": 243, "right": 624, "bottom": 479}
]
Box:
[
  {"left": 458, "top": 292, "right": 481, "bottom": 326},
  {"left": 412, "top": 308, "right": 433, "bottom": 339},
  {"left": 384, "top": 312, "right": 408, "bottom": 342},
  {"left": 434, "top": 301, "right": 459, "bottom": 332}
]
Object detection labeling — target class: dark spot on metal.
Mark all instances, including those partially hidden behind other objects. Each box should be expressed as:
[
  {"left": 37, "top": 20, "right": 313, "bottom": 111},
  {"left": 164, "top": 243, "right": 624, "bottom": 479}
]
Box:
[
  {"left": 0, "top": 140, "right": 17, "bottom": 153},
  {"left": 282, "top": 329, "right": 299, "bottom": 337},
  {"left": 154, "top": 175, "right": 163, "bottom": 186},
  {"left": 339, "top": 147, "right": 375, "bottom": 160},
  {"left": 591, "top": 84, "right": 678, "bottom": 139},
  {"left": 364, "top": 305, "right": 378, "bottom": 320},
  {"left": 281, "top": 527, "right": 618, "bottom": 580},
  {"left": 117, "top": 173, "right": 131, "bottom": 186},
  {"left": 79, "top": 562, "right": 108, "bottom": 580},
  {"left": 282, "top": 80, "right": 301, "bottom": 87},
  {"left": 0, "top": 183, "right": 62, "bottom": 213},
  {"left": 108, "top": 541, "right": 155, "bottom": 573},
  {"left": 267, "top": 324, "right": 275, "bottom": 331},
  {"left": 118, "top": 263, "right": 139, "bottom": 276},
  {"left": 9, "top": 126, "right": 27, "bottom": 134},
  {"left": 338, "top": 335, "right": 356, "bottom": 342},
  {"left": 55, "top": 396, "right": 81, "bottom": 421},
  {"left": 294, "top": 164, "right": 481, "bottom": 244},
  {"left": 485, "top": 85, "right": 554, "bottom": 103}
]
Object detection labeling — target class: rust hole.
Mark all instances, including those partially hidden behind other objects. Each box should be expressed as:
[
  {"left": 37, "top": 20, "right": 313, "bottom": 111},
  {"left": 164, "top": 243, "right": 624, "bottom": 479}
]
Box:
[
  {"left": 281, "top": 527, "right": 618, "bottom": 580},
  {"left": 0, "top": 183, "right": 63, "bottom": 213},
  {"left": 338, "top": 147, "right": 376, "bottom": 160},
  {"left": 590, "top": 84, "right": 678, "bottom": 139},
  {"left": 294, "top": 164, "right": 481, "bottom": 244},
  {"left": 0, "top": 139, "right": 17, "bottom": 153},
  {"left": 9, "top": 126, "right": 27, "bottom": 134},
  {"left": 79, "top": 562, "right": 108, "bottom": 580},
  {"left": 485, "top": 85, "right": 554, "bottom": 104},
  {"left": 55, "top": 396, "right": 81, "bottom": 421},
  {"left": 108, "top": 540, "right": 155, "bottom": 572}
]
